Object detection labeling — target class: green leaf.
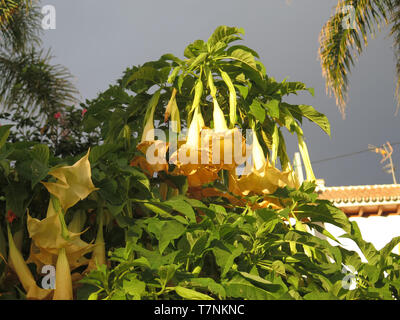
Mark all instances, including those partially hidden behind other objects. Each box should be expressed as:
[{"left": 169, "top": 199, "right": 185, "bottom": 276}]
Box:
[
  {"left": 304, "top": 292, "right": 338, "bottom": 300},
  {"left": 341, "top": 221, "right": 380, "bottom": 265},
  {"left": 286, "top": 104, "right": 331, "bottom": 136},
  {"left": 175, "top": 286, "right": 214, "bottom": 300},
  {"left": 222, "top": 48, "right": 258, "bottom": 72},
  {"left": 227, "top": 45, "right": 260, "bottom": 59},
  {"left": 30, "top": 144, "right": 49, "bottom": 165},
  {"left": 89, "top": 144, "right": 117, "bottom": 164},
  {"left": 239, "top": 272, "right": 273, "bottom": 285},
  {"left": 185, "top": 278, "right": 226, "bottom": 299},
  {"left": 223, "top": 275, "right": 275, "bottom": 300},
  {"left": 142, "top": 202, "right": 186, "bottom": 224},
  {"left": 271, "top": 261, "right": 286, "bottom": 276},
  {"left": 212, "top": 241, "right": 243, "bottom": 277},
  {"left": 188, "top": 52, "right": 208, "bottom": 71},
  {"left": 158, "top": 264, "right": 178, "bottom": 286},
  {"left": 157, "top": 220, "right": 186, "bottom": 254},
  {"left": 207, "top": 26, "right": 244, "bottom": 47},
  {"left": 168, "top": 66, "right": 181, "bottom": 84},
  {"left": 249, "top": 100, "right": 265, "bottom": 123},
  {"left": 0, "top": 125, "right": 12, "bottom": 149},
  {"left": 5, "top": 182, "right": 29, "bottom": 217},
  {"left": 380, "top": 236, "right": 400, "bottom": 259},
  {"left": 29, "top": 144, "right": 50, "bottom": 188},
  {"left": 164, "top": 198, "right": 196, "bottom": 223},
  {"left": 123, "top": 278, "right": 146, "bottom": 300},
  {"left": 121, "top": 165, "right": 150, "bottom": 191},
  {"left": 264, "top": 99, "right": 280, "bottom": 119},
  {"left": 30, "top": 158, "right": 49, "bottom": 188},
  {"left": 235, "top": 84, "right": 249, "bottom": 100},
  {"left": 125, "top": 66, "right": 160, "bottom": 84}
]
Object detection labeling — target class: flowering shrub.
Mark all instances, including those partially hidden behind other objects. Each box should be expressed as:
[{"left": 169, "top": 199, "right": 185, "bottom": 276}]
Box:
[{"left": 0, "top": 26, "right": 399, "bottom": 300}]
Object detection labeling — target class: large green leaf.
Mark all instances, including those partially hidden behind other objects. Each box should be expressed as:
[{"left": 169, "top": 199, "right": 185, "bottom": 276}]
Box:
[
  {"left": 285, "top": 104, "right": 331, "bottom": 136},
  {"left": 175, "top": 286, "right": 214, "bottom": 300},
  {"left": 219, "top": 48, "right": 259, "bottom": 73},
  {"left": 249, "top": 100, "right": 265, "bottom": 123},
  {"left": 89, "top": 144, "right": 118, "bottom": 164},
  {"left": 207, "top": 26, "right": 244, "bottom": 48},
  {"left": 5, "top": 182, "right": 29, "bottom": 217},
  {"left": 125, "top": 66, "right": 160, "bottom": 85},
  {"left": 164, "top": 198, "right": 196, "bottom": 223},
  {"left": 223, "top": 275, "right": 276, "bottom": 300},
  {"left": 264, "top": 99, "right": 280, "bottom": 119},
  {"left": 184, "top": 278, "right": 226, "bottom": 299},
  {"left": 187, "top": 52, "right": 208, "bottom": 71}
]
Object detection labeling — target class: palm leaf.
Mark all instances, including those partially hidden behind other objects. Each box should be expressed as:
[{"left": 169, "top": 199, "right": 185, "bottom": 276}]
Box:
[
  {"left": 390, "top": 0, "right": 400, "bottom": 114},
  {"left": 0, "top": 0, "right": 38, "bottom": 51},
  {"left": 0, "top": 48, "right": 79, "bottom": 120},
  {"left": 318, "top": 0, "right": 392, "bottom": 116}
]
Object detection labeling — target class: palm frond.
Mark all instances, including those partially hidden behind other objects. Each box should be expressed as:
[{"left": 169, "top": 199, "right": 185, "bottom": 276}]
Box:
[
  {"left": 389, "top": 0, "right": 400, "bottom": 114},
  {"left": 0, "top": 48, "right": 79, "bottom": 121},
  {"left": 0, "top": 0, "right": 40, "bottom": 52},
  {"left": 319, "top": 0, "right": 392, "bottom": 116}
]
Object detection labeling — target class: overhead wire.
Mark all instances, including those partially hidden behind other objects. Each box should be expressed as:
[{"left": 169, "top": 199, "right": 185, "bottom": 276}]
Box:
[{"left": 309, "top": 142, "right": 400, "bottom": 165}]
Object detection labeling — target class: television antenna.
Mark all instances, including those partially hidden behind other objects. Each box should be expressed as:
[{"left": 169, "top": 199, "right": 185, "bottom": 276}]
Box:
[{"left": 368, "top": 142, "right": 397, "bottom": 184}]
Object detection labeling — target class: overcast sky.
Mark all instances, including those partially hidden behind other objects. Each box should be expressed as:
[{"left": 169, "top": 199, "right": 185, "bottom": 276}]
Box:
[{"left": 39, "top": 0, "right": 400, "bottom": 187}]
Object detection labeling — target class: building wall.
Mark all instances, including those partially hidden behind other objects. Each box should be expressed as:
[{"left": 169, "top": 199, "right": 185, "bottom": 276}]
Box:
[{"left": 324, "top": 215, "right": 400, "bottom": 261}]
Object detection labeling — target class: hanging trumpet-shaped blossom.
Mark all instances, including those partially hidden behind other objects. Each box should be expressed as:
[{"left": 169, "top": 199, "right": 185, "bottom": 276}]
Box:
[
  {"left": 201, "top": 98, "right": 247, "bottom": 171},
  {"left": 53, "top": 248, "right": 73, "bottom": 300},
  {"left": 130, "top": 90, "right": 169, "bottom": 177},
  {"left": 229, "top": 129, "right": 298, "bottom": 198},
  {"left": 41, "top": 149, "right": 98, "bottom": 212},
  {"left": 170, "top": 107, "right": 219, "bottom": 187},
  {"left": 27, "top": 198, "right": 95, "bottom": 272},
  {"left": 7, "top": 224, "right": 52, "bottom": 300}
]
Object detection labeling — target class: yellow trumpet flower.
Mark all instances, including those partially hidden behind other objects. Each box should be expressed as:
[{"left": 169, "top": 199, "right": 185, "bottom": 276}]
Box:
[
  {"left": 85, "top": 209, "right": 106, "bottom": 274},
  {"left": 27, "top": 200, "right": 94, "bottom": 272},
  {"left": 131, "top": 95, "right": 169, "bottom": 177},
  {"left": 229, "top": 129, "right": 298, "bottom": 197},
  {"left": 170, "top": 107, "right": 219, "bottom": 187},
  {"left": 53, "top": 248, "right": 73, "bottom": 300},
  {"left": 41, "top": 150, "right": 98, "bottom": 212},
  {"left": 7, "top": 225, "right": 52, "bottom": 300},
  {"left": 201, "top": 98, "right": 247, "bottom": 171}
]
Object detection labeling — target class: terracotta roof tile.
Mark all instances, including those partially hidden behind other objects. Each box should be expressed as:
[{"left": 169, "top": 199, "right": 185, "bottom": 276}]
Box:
[
  {"left": 318, "top": 184, "right": 400, "bottom": 204},
  {"left": 318, "top": 184, "right": 400, "bottom": 217}
]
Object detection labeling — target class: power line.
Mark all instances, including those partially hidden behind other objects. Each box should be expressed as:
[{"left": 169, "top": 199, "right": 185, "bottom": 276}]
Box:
[{"left": 310, "top": 142, "right": 400, "bottom": 165}]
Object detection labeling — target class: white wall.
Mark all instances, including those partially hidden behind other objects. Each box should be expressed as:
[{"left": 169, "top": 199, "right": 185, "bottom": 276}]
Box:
[{"left": 324, "top": 215, "right": 400, "bottom": 261}]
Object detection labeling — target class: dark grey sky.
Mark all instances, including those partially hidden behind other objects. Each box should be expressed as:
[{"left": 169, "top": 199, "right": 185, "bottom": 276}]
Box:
[{"left": 39, "top": 0, "right": 400, "bottom": 187}]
